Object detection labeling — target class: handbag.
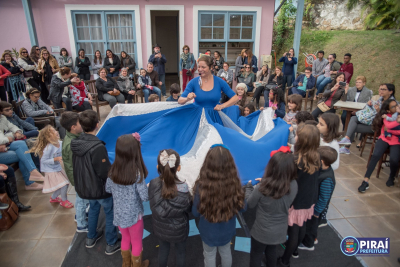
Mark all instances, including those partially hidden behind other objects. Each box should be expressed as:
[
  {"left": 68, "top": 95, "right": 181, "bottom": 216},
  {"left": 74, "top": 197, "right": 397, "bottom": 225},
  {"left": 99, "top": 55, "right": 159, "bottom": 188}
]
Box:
[
  {"left": 317, "top": 102, "right": 330, "bottom": 112},
  {"left": 0, "top": 193, "right": 19, "bottom": 231},
  {"left": 356, "top": 101, "right": 381, "bottom": 125},
  {"left": 238, "top": 75, "right": 253, "bottom": 87},
  {"left": 23, "top": 70, "right": 33, "bottom": 78},
  {"left": 108, "top": 90, "right": 120, "bottom": 96},
  {"left": 73, "top": 66, "right": 80, "bottom": 74},
  {"left": 186, "top": 69, "right": 192, "bottom": 76}
]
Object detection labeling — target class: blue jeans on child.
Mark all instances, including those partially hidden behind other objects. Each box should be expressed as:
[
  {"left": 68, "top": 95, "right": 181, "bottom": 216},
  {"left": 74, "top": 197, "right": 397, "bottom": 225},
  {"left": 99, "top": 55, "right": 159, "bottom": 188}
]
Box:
[
  {"left": 0, "top": 141, "right": 35, "bottom": 186},
  {"left": 289, "top": 87, "right": 306, "bottom": 97},
  {"left": 316, "top": 76, "right": 332, "bottom": 95},
  {"left": 75, "top": 193, "right": 90, "bottom": 229},
  {"left": 143, "top": 87, "right": 162, "bottom": 102},
  {"left": 88, "top": 196, "right": 118, "bottom": 246},
  {"left": 384, "top": 124, "right": 400, "bottom": 141},
  {"left": 23, "top": 117, "right": 39, "bottom": 138}
]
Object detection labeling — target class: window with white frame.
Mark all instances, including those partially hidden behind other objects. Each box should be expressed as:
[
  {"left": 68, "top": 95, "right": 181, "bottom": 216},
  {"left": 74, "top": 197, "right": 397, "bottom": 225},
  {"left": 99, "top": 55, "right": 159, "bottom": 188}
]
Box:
[
  {"left": 199, "top": 11, "right": 256, "bottom": 65},
  {"left": 72, "top": 11, "right": 137, "bottom": 67}
]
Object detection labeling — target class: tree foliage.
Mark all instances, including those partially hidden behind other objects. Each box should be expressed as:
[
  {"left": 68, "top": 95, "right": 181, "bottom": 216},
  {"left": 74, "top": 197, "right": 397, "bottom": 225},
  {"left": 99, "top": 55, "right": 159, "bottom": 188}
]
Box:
[
  {"left": 273, "top": 0, "right": 297, "bottom": 50},
  {"left": 347, "top": 0, "right": 400, "bottom": 29}
]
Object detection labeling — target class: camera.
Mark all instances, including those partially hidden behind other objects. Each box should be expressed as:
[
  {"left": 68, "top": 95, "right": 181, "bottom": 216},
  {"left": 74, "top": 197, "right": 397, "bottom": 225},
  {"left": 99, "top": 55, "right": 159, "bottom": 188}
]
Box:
[
  {"left": 339, "top": 82, "right": 346, "bottom": 87},
  {"left": 286, "top": 52, "right": 291, "bottom": 58}
]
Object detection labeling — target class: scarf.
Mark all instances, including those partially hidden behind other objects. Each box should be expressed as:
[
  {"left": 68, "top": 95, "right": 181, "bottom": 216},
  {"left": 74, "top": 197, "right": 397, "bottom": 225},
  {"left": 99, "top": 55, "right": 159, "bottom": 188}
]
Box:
[
  {"left": 180, "top": 52, "right": 189, "bottom": 62},
  {"left": 119, "top": 75, "right": 131, "bottom": 91},
  {"left": 73, "top": 81, "right": 87, "bottom": 106},
  {"left": 21, "top": 56, "right": 35, "bottom": 66},
  {"left": 56, "top": 72, "right": 70, "bottom": 97},
  {"left": 244, "top": 71, "right": 251, "bottom": 79},
  {"left": 62, "top": 56, "right": 68, "bottom": 63},
  {"left": 44, "top": 59, "right": 53, "bottom": 83}
]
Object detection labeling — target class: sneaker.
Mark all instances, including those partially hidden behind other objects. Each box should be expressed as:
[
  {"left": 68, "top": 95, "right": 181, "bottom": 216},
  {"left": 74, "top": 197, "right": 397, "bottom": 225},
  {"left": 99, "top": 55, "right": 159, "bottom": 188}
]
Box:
[
  {"left": 386, "top": 178, "right": 395, "bottom": 187},
  {"left": 105, "top": 240, "right": 121, "bottom": 255},
  {"left": 86, "top": 231, "right": 103, "bottom": 248},
  {"left": 338, "top": 137, "right": 351, "bottom": 145},
  {"left": 314, "top": 238, "right": 318, "bottom": 245},
  {"left": 339, "top": 147, "right": 350, "bottom": 154},
  {"left": 292, "top": 250, "right": 299, "bottom": 258},
  {"left": 358, "top": 181, "right": 369, "bottom": 193},
  {"left": 318, "top": 218, "right": 328, "bottom": 227},
  {"left": 298, "top": 243, "right": 314, "bottom": 251},
  {"left": 76, "top": 226, "right": 88, "bottom": 233}
]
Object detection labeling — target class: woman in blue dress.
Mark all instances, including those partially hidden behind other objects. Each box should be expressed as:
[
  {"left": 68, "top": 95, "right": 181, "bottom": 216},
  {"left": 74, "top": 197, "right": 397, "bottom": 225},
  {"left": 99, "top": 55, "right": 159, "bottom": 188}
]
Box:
[{"left": 97, "top": 56, "right": 290, "bottom": 189}]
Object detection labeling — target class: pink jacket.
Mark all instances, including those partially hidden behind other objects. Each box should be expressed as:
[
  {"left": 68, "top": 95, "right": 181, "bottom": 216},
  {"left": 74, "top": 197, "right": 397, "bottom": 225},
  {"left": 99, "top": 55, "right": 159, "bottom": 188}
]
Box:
[{"left": 380, "top": 115, "right": 400, "bottom": 146}]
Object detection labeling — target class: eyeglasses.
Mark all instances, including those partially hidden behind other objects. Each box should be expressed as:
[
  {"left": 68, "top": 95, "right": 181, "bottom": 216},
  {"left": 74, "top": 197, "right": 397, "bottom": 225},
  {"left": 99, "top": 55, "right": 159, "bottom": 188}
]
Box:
[
  {"left": 32, "top": 95, "right": 40, "bottom": 99},
  {"left": 184, "top": 49, "right": 189, "bottom": 51},
  {"left": 379, "top": 88, "right": 388, "bottom": 91},
  {"left": 36, "top": 49, "right": 40, "bottom": 51},
  {"left": 245, "top": 67, "right": 251, "bottom": 69},
  {"left": 42, "top": 53, "right": 48, "bottom": 55},
  {"left": 305, "top": 71, "right": 311, "bottom": 74},
  {"left": 3, "top": 108, "right": 13, "bottom": 112},
  {"left": 21, "top": 51, "right": 28, "bottom": 54}
]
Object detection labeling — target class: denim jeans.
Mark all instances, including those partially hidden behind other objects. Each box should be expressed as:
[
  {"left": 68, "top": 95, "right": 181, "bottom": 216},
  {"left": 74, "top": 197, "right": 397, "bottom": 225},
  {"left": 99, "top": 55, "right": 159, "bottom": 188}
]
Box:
[
  {"left": 75, "top": 193, "right": 90, "bottom": 228},
  {"left": 88, "top": 196, "right": 118, "bottom": 246},
  {"left": 0, "top": 141, "right": 36, "bottom": 186},
  {"left": 158, "top": 239, "right": 186, "bottom": 267},
  {"left": 159, "top": 74, "right": 166, "bottom": 96},
  {"left": 107, "top": 71, "right": 119, "bottom": 78},
  {"left": 143, "top": 87, "right": 162, "bottom": 102},
  {"left": 316, "top": 76, "right": 332, "bottom": 95},
  {"left": 23, "top": 117, "right": 39, "bottom": 138},
  {"left": 246, "top": 85, "right": 254, "bottom": 93},
  {"left": 203, "top": 242, "right": 232, "bottom": 267}
]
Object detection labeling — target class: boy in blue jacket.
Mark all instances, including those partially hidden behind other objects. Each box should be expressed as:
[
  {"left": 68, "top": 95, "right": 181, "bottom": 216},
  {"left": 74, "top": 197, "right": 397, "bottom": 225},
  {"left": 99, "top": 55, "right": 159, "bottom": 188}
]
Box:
[{"left": 289, "top": 67, "right": 316, "bottom": 97}]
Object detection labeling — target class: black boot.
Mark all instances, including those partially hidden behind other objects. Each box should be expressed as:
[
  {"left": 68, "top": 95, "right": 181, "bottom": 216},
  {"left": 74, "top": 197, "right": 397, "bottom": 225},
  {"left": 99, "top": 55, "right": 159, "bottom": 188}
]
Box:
[
  {"left": 256, "top": 99, "right": 260, "bottom": 110},
  {"left": 5, "top": 177, "right": 31, "bottom": 211}
]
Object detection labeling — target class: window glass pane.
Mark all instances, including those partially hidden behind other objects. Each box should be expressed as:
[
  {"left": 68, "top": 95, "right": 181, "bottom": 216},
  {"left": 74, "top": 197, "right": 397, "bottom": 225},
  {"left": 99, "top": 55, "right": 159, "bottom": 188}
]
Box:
[
  {"left": 230, "top": 15, "right": 241, "bottom": 26},
  {"left": 201, "top": 28, "right": 212, "bottom": 39},
  {"left": 241, "top": 28, "right": 252, "bottom": 39},
  {"left": 77, "top": 28, "right": 90, "bottom": 40},
  {"left": 108, "top": 28, "right": 120, "bottom": 40},
  {"left": 75, "top": 14, "right": 88, "bottom": 27},
  {"left": 242, "top": 15, "right": 253, "bottom": 27},
  {"left": 213, "top": 14, "right": 225, "bottom": 26},
  {"left": 107, "top": 14, "right": 120, "bottom": 27},
  {"left": 92, "top": 43, "right": 104, "bottom": 55},
  {"left": 201, "top": 14, "right": 212, "bottom": 26},
  {"left": 213, "top": 28, "right": 224, "bottom": 39},
  {"left": 227, "top": 42, "right": 253, "bottom": 65},
  {"left": 90, "top": 28, "right": 103, "bottom": 40},
  {"left": 89, "top": 14, "right": 102, "bottom": 27},
  {"left": 199, "top": 42, "right": 226, "bottom": 56},
  {"left": 120, "top": 14, "right": 132, "bottom": 26},
  {"left": 121, "top": 27, "right": 134, "bottom": 40},
  {"left": 122, "top": 42, "right": 135, "bottom": 54},
  {"left": 229, "top": 28, "right": 240, "bottom": 39},
  {"left": 79, "top": 42, "right": 92, "bottom": 55},
  {"left": 109, "top": 42, "right": 122, "bottom": 54},
  {"left": 86, "top": 55, "right": 94, "bottom": 63}
]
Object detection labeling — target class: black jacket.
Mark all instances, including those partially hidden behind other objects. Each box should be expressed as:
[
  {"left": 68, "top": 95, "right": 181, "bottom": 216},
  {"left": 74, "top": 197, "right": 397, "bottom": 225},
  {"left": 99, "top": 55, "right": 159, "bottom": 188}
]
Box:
[
  {"left": 71, "top": 133, "right": 111, "bottom": 200},
  {"left": 75, "top": 57, "right": 91, "bottom": 75},
  {"left": 268, "top": 74, "right": 284, "bottom": 88},
  {"left": 49, "top": 74, "right": 72, "bottom": 104},
  {"left": 1, "top": 61, "right": 20, "bottom": 74},
  {"left": 95, "top": 77, "right": 120, "bottom": 101},
  {"left": 104, "top": 55, "right": 121, "bottom": 72},
  {"left": 149, "top": 177, "right": 191, "bottom": 243}
]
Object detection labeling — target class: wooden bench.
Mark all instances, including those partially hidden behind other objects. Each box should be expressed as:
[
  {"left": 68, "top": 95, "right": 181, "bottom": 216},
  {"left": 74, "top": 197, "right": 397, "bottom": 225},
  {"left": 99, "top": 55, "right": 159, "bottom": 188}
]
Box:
[{"left": 12, "top": 100, "right": 60, "bottom": 129}]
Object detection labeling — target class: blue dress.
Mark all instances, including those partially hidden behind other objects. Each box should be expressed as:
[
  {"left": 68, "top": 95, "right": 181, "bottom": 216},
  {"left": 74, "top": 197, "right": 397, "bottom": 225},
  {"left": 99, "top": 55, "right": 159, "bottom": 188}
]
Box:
[{"left": 97, "top": 76, "right": 289, "bottom": 188}]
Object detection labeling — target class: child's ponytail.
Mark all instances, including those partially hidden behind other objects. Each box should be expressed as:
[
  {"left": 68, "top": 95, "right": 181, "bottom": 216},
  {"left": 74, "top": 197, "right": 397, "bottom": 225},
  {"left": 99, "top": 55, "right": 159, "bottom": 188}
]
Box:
[{"left": 157, "top": 149, "right": 181, "bottom": 199}]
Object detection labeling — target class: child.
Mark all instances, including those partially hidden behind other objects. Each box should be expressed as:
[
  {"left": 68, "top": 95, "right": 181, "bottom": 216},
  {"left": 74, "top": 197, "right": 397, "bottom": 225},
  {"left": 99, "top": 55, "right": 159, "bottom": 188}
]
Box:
[
  {"left": 60, "top": 111, "right": 89, "bottom": 232},
  {"left": 264, "top": 87, "right": 285, "bottom": 118},
  {"left": 69, "top": 73, "right": 92, "bottom": 111},
  {"left": 149, "top": 149, "right": 191, "bottom": 267},
  {"left": 382, "top": 104, "right": 400, "bottom": 140},
  {"left": 299, "top": 146, "right": 337, "bottom": 250},
  {"left": 279, "top": 124, "right": 320, "bottom": 266},
  {"left": 192, "top": 144, "right": 246, "bottom": 267},
  {"left": 0, "top": 102, "right": 39, "bottom": 138},
  {"left": 148, "top": 94, "right": 159, "bottom": 102},
  {"left": 317, "top": 113, "right": 340, "bottom": 171},
  {"left": 70, "top": 110, "right": 120, "bottom": 255},
  {"left": 138, "top": 68, "right": 159, "bottom": 103},
  {"left": 166, "top": 83, "right": 181, "bottom": 102},
  {"left": 243, "top": 103, "right": 256, "bottom": 117},
  {"left": 288, "top": 111, "right": 315, "bottom": 150},
  {"left": 285, "top": 94, "right": 302, "bottom": 145},
  {"left": 106, "top": 133, "right": 149, "bottom": 266},
  {"left": 236, "top": 83, "right": 247, "bottom": 114},
  {"left": 245, "top": 148, "right": 298, "bottom": 267},
  {"left": 29, "top": 125, "right": 73, "bottom": 208}
]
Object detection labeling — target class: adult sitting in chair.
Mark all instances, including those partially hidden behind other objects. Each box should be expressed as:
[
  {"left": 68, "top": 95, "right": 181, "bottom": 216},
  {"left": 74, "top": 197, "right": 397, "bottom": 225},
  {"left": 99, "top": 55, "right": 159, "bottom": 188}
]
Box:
[
  {"left": 289, "top": 67, "right": 315, "bottom": 97},
  {"left": 95, "top": 68, "right": 125, "bottom": 108},
  {"left": 250, "top": 64, "right": 270, "bottom": 110},
  {"left": 49, "top": 67, "right": 79, "bottom": 110},
  {"left": 314, "top": 53, "right": 341, "bottom": 100},
  {"left": 217, "top": 62, "right": 233, "bottom": 87},
  {"left": 117, "top": 68, "right": 136, "bottom": 103},
  {"left": 0, "top": 164, "right": 31, "bottom": 211},
  {"left": 238, "top": 64, "right": 255, "bottom": 92},
  {"left": 262, "top": 67, "right": 284, "bottom": 106},
  {"left": 69, "top": 73, "right": 93, "bottom": 111}
]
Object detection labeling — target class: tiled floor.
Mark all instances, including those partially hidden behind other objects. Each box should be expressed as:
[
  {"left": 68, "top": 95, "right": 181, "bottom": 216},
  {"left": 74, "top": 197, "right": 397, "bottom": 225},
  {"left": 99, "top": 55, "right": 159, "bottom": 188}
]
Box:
[{"left": 1, "top": 102, "right": 400, "bottom": 266}]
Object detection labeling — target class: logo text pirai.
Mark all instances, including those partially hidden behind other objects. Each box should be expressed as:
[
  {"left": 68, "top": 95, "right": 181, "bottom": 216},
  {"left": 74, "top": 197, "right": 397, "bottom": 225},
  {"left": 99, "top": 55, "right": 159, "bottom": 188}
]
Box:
[{"left": 340, "top": 236, "right": 390, "bottom": 256}]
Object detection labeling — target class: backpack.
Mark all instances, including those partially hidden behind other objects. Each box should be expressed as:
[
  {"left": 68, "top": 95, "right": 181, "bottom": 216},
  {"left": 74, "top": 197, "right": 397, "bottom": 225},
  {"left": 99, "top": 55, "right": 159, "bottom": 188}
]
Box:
[{"left": 0, "top": 193, "right": 19, "bottom": 231}]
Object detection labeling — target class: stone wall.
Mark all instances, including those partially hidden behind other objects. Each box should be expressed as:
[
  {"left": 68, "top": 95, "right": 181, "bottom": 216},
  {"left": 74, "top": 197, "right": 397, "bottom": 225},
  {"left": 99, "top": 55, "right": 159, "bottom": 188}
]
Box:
[{"left": 311, "top": 0, "right": 364, "bottom": 30}]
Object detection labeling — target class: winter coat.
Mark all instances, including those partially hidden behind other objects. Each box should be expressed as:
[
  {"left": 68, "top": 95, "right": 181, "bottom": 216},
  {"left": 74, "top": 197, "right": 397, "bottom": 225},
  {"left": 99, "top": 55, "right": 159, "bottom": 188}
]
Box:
[
  {"left": 1, "top": 60, "right": 21, "bottom": 74},
  {"left": 148, "top": 54, "right": 167, "bottom": 75},
  {"left": 267, "top": 74, "right": 284, "bottom": 88},
  {"left": 71, "top": 133, "right": 111, "bottom": 200},
  {"left": 319, "top": 84, "right": 347, "bottom": 109},
  {"left": 149, "top": 177, "right": 191, "bottom": 243},
  {"left": 75, "top": 57, "right": 91, "bottom": 75},
  {"left": 49, "top": 72, "right": 72, "bottom": 105},
  {"left": 292, "top": 74, "right": 316, "bottom": 91},
  {"left": 120, "top": 56, "right": 136, "bottom": 75},
  {"left": 0, "top": 115, "right": 22, "bottom": 145},
  {"left": 6, "top": 113, "right": 37, "bottom": 132},
  {"left": 95, "top": 77, "right": 120, "bottom": 101},
  {"left": 37, "top": 57, "right": 60, "bottom": 82},
  {"left": 58, "top": 56, "right": 73, "bottom": 69},
  {"left": 62, "top": 131, "right": 80, "bottom": 186},
  {"left": 104, "top": 55, "right": 121, "bottom": 73},
  {"left": 235, "top": 56, "right": 246, "bottom": 77},
  {"left": 21, "top": 99, "right": 53, "bottom": 117},
  {"left": 255, "top": 69, "right": 270, "bottom": 86}
]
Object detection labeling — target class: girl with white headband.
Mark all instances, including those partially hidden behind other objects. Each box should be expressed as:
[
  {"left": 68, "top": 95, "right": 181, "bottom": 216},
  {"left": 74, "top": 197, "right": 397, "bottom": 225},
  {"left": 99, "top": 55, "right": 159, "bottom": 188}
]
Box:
[{"left": 149, "top": 149, "right": 191, "bottom": 267}]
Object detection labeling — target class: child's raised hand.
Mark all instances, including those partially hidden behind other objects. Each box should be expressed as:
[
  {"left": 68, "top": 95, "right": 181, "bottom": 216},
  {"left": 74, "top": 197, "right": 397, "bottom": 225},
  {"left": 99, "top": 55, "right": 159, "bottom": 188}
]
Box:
[
  {"left": 272, "top": 106, "right": 277, "bottom": 110},
  {"left": 255, "top": 178, "right": 262, "bottom": 182},
  {"left": 259, "top": 107, "right": 264, "bottom": 111}
]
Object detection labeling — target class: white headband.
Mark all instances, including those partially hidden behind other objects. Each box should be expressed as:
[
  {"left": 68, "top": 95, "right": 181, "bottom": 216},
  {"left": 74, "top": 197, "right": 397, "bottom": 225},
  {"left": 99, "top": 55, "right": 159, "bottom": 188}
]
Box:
[{"left": 159, "top": 150, "right": 176, "bottom": 168}]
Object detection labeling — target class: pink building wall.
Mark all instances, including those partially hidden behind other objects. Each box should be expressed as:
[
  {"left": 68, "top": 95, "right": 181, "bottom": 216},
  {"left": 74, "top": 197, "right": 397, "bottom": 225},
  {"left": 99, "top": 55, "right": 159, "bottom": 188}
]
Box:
[{"left": 1, "top": 0, "right": 275, "bottom": 68}]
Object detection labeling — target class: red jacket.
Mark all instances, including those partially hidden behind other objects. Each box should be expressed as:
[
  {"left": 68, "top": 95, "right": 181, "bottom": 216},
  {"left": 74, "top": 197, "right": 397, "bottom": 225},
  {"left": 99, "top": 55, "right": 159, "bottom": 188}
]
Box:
[
  {"left": 380, "top": 115, "right": 400, "bottom": 146},
  {"left": 0, "top": 65, "right": 11, "bottom": 86},
  {"left": 339, "top": 63, "right": 353, "bottom": 83}
]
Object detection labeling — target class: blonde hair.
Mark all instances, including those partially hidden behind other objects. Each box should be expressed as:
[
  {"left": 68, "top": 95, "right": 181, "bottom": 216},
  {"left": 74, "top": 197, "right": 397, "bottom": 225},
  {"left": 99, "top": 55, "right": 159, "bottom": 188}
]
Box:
[
  {"left": 356, "top": 76, "right": 366, "bottom": 83},
  {"left": 240, "top": 49, "right": 247, "bottom": 57},
  {"left": 28, "top": 125, "right": 59, "bottom": 158}
]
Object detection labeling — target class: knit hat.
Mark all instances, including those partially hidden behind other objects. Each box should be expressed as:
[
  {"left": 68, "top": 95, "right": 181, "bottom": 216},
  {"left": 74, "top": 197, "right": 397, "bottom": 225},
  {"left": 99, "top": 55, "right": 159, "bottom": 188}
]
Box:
[{"left": 236, "top": 83, "right": 248, "bottom": 93}]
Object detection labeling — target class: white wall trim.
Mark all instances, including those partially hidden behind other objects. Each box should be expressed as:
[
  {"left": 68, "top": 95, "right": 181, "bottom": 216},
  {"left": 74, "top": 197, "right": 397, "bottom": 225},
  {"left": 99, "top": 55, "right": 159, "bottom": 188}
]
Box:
[
  {"left": 64, "top": 4, "right": 143, "bottom": 70},
  {"left": 192, "top": 5, "right": 262, "bottom": 62},
  {"left": 144, "top": 5, "right": 184, "bottom": 60}
]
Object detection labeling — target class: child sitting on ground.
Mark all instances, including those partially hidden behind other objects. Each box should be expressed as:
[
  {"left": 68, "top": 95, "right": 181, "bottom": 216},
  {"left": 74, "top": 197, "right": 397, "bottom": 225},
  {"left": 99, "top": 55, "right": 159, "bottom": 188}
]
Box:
[
  {"left": 285, "top": 94, "right": 302, "bottom": 144},
  {"left": 29, "top": 125, "right": 73, "bottom": 208},
  {"left": 69, "top": 73, "right": 92, "bottom": 112},
  {"left": 106, "top": 133, "right": 149, "bottom": 266},
  {"left": 243, "top": 103, "right": 256, "bottom": 117},
  {"left": 149, "top": 149, "right": 191, "bottom": 267},
  {"left": 299, "top": 146, "right": 337, "bottom": 250},
  {"left": 166, "top": 83, "right": 181, "bottom": 102},
  {"left": 148, "top": 94, "right": 159, "bottom": 103},
  {"left": 382, "top": 104, "right": 400, "bottom": 140},
  {"left": 264, "top": 87, "right": 285, "bottom": 118}
]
